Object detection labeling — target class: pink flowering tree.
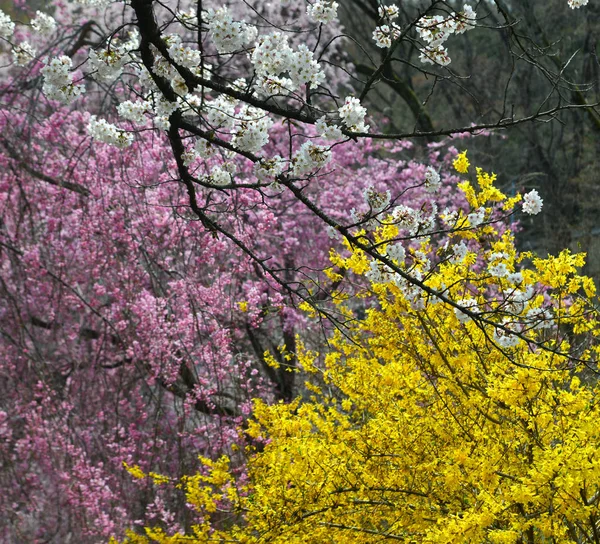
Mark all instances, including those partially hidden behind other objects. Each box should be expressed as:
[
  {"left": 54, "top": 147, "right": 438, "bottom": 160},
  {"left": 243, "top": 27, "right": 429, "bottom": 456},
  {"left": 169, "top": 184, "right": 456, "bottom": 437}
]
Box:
[{"left": 0, "top": 0, "right": 595, "bottom": 541}]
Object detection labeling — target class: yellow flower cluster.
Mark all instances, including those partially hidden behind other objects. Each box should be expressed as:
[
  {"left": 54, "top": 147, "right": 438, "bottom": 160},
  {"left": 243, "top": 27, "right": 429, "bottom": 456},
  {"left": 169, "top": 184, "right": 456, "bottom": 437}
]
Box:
[{"left": 453, "top": 149, "right": 470, "bottom": 173}]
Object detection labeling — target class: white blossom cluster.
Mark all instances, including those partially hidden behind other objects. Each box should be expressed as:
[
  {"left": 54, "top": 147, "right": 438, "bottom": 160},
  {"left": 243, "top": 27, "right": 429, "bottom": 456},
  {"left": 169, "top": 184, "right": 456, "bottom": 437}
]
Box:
[
  {"left": 205, "top": 6, "right": 257, "bottom": 54},
  {"left": 503, "top": 284, "right": 534, "bottom": 315},
  {"left": 363, "top": 186, "right": 391, "bottom": 213},
  {"left": 488, "top": 261, "right": 509, "bottom": 278},
  {"left": 424, "top": 166, "right": 441, "bottom": 193},
  {"left": 350, "top": 206, "right": 374, "bottom": 230},
  {"left": 73, "top": 0, "right": 112, "bottom": 6},
  {"left": 394, "top": 269, "right": 430, "bottom": 311},
  {"left": 292, "top": 142, "right": 332, "bottom": 175},
  {"left": 27, "top": 0, "right": 585, "bottom": 180},
  {"left": 251, "top": 32, "right": 325, "bottom": 93},
  {"left": 117, "top": 100, "right": 151, "bottom": 125},
  {"left": 147, "top": 43, "right": 192, "bottom": 97},
  {"left": 373, "top": 4, "right": 401, "bottom": 48},
  {"left": 256, "top": 75, "right": 295, "bottom": 96},
  {"left": 88, "top": 31, "right": 139, "bottom": 83},
  {"left": 386, "top": 242, "right": 406, "bottom": 264},
  {"left": 568, "top": 0, "right": 589, "bottom": 7},
  {"left": 41, "top": 56, "right": 85, "bottom": 104},
  {"left": 165, "top": 34, "right": 202, "bottom": 71},
  {"left": 254, "top": 156, "right": 286, "bottom": 182},
  {"left": 193, "top": 139, "right": 215, "bottom": 159},
  {"left": 207, "top": 165, "right": 232, "bottom": 186},
  {"left": 205, "top": 94, "right": 237, "bottom": 130},
  {"left": 373, "top": 24, "right": 401, "bottom": 49},
  {"left": 158, "top": 33, "right": 213, "bottom": 95},
  {"left": 478, "top": 269, "right": 554, "bottom": 340},
  {"left": 468, "top": 207, "right": 486, "bottom": 227},
  {"left": 371, "top": 201, "right": 438, "bottom": 238},
  {"left": 338, "top": 96, "right": 369, "bottom": 132},
  {"left": 162, "top": 89, "right": 276, "bottom": 159},
  {"left": 454, "top": 297, "right": 478, "bottom": 323},
  {"left": 316, "top": 117, "right": 344, "bottom": 140},
  {"left": 419, "top": 44, "right": 451, "bottom": 67},
  {"left": 88, "top": 115, "right": 133, "bottom": 148},
  {"left": 392, "top": 204, "right": 421, "bottom": 235},
  {"left": 364, "top": 259, "right": 386, "bottom": 284},
  {"left": 306, "top": 1, "right": 339, "bottom": 24},
  {"left": 153, "top": 97, "right": 179, "bottom": 130},
  {"left": 416, "top": 5, "right": 477, "bottom": 66},
  {"left": 379, "top": 4, "right": 400, "bottom": 19},
  {"left": 315, "top": 97, "right": 369, "bottom": 139},
  {"left": 365, "top": 247, "right": 423, "bottom": 293},
  {"left": 12, "top": 42, "right": 36, "bottom": 66},
  {"left": 176, "top": 9, "right": 198, "bottom": 27},
  {"left": 522, "top": 189, "right": 543, "bottom": 215},
  {"left": 231, "top": 106, "right": 274, "bottom": 154},
  {"left": 31, "top": 11, "right": 56, "bottom": 36},
  {"left": 170, "top": 92, "right": 279, "bottom": 165},
  {"left": 449, "top": 241, "right": 468, "bottom": 264},
  {"left": 417, "top": 15, "right": 457, "bottom": 45},
  {"left": 492, "top": 318, "right": 522, "bottom": 348},
  {"left": 0, "top": 9, "right": 14, "bottom": 39},
  {"left": 525, "top": 307, "right": 554, "bottom": 330}
]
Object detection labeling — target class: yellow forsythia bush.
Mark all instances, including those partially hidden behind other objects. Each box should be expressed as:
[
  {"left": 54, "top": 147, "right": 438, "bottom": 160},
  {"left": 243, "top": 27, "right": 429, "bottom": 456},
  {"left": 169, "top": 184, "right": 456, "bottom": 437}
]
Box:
[{"left": 118, "top": 162, "right": 600, "bottom": 543}]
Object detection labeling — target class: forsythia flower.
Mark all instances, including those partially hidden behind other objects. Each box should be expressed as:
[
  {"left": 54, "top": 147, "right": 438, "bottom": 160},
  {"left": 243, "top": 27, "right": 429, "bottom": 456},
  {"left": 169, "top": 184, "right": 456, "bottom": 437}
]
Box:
[
  {"left": 123, "top": 462, "right": 146, "bottom": 480},
  {"left": 453, "top": 150, "right": 470, "bottom": 173}
]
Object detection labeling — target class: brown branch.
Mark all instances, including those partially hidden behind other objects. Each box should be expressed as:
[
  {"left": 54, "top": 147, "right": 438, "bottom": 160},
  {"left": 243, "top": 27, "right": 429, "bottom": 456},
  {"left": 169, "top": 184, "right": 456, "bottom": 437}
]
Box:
[
  {"left": 29, "top": 316, "right": 237, "bottom": 417},
  {"left": 356, "top": 63, "right": 436, "bottom": 137},
  {"left": 1, "top": 139, "right": 90, "bottom": 196}
]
